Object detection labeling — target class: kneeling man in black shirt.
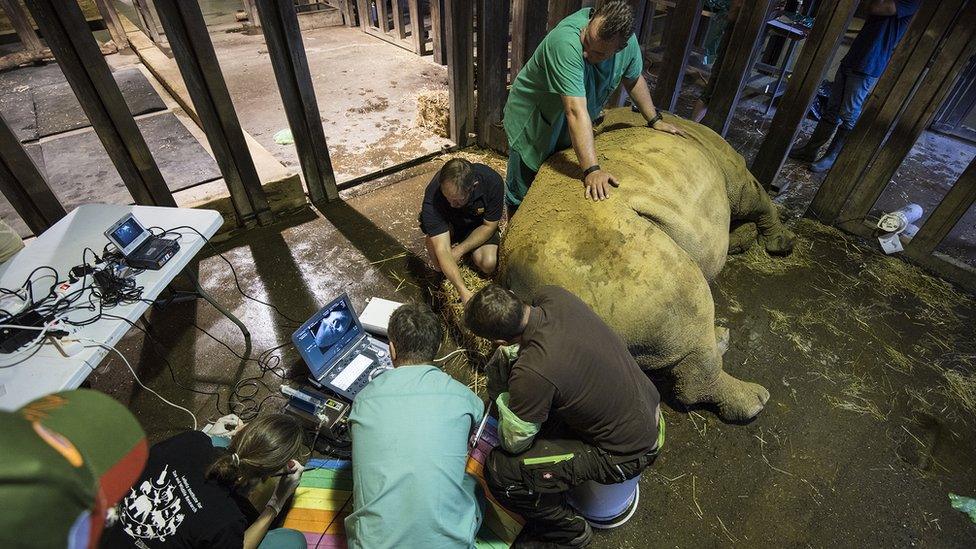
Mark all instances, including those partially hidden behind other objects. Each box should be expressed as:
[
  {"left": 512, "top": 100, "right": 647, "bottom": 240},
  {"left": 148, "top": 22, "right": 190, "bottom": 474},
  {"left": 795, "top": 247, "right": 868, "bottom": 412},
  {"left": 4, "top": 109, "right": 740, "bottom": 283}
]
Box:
[
  {"left": 465, "top": 284, "right": 664, "bottom": 547},
  {"left": 419, "top": 158, "right": 504, "bottom": 303}
]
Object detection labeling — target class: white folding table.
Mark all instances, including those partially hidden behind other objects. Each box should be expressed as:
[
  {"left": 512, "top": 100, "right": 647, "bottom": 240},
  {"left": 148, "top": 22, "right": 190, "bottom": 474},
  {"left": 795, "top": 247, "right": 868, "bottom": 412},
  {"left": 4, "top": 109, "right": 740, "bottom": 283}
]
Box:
[{"left": 0, "top": 204, "right": 245, "bottom": 410}]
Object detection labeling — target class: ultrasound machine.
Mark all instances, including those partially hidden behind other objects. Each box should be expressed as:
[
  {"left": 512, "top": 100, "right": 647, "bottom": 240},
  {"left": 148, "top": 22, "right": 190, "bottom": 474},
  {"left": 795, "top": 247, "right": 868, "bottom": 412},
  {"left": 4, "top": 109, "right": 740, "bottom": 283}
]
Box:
[{"left": 285, "top": 293, "right": 394, "bottom": 450}]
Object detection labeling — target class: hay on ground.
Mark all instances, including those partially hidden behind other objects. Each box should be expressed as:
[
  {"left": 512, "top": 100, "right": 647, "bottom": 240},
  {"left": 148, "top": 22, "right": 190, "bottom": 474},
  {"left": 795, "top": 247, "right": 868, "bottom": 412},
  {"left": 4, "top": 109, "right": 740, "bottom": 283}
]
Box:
[
  {"left": 431, "top": 265, "right": 494, "bottom": 371},
  {"left": 416, "top": 89, "right": 449, "bottom": 138}
]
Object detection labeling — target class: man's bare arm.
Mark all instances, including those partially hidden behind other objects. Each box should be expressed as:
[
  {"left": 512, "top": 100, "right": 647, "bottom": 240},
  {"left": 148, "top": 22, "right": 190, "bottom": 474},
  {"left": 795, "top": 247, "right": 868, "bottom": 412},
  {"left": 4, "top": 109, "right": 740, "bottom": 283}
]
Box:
[
  {"left": 623, "top": 74, "right": 686, "bottom": 137},
  {"left": 453, "top": 220, "right": 499, "bottom": 257},
  {"left": 561, "top": 94, "right": 618, "bottom": 200},
  {"left": 428, "top": 231, "right": 473, "bottom": 302}
]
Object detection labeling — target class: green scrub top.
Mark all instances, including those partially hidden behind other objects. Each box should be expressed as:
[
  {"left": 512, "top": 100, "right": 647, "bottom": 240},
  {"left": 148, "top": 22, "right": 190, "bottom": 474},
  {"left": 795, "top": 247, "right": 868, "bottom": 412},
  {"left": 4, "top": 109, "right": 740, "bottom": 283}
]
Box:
[
  {"left": 345, "top": 364, "right": 485, "bottom": 549},
  {"left": 503, "top": 8, "right": 643, "bottom": 203}
]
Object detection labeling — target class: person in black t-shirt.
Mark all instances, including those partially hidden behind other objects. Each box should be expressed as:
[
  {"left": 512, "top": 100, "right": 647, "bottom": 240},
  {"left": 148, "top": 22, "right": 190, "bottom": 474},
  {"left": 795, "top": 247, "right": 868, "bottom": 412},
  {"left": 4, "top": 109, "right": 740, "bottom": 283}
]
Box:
[
  {"left": 101, "top": 414, "right": 306, "bottom": 549},
  {"left": 419, "top": 158, "right": 504, "bottom": 303}
]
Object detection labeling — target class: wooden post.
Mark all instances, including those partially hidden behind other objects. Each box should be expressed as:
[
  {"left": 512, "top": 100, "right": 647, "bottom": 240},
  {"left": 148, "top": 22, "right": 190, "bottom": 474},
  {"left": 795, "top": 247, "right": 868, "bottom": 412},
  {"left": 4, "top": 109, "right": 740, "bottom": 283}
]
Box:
[
  {"left": 356, "top": 0, "right": 371, "bottom": 29},
  {"left": 378, "top": 0, "right": 390, "bottom": 32},
  {"left": 154, "top": 0, "right": 272, "bottom": 226},
  {"left": 701, "top": 0, "right": 774, "bottom": 136},
  {"left": 341, "top": 0, "right": 358, "bottom": 26},
  {"left": 0, "top": 0, "right": 43, "bottom": 53},
  {"left": 431, "top": 0, "right": 446, "bottom": 64},
  {"left": 0, "top": 113, "right": 66, "bottom": 234},
  {"left": 132, "top": 0, "right": 164, "bottom": 44},
  {"left": 392, "top": 0, "right": 407, "bottom": 39},
  {"left": 93, "top": 0, "right": 129, "bottom": 49},
  {"left": 25, "top": 0, "right": 175, "bottom": 207},
  {"left": 653, "top": 0, "right": 704, "bottom": 112},
  {"left": 407, "top": 0, "right": 424, "bottom": 53},
  {"left": 750, "top": 0, "right": 858, "bottom": 193},
  {"left": 444, "top": 0, "right": 474, "bottom": 146},
  {"left": 806, "top": 0, "right": 969, "bottom": 224},
  {"left": 477, "top": 0, "right": 511, "bottom": 153},
  {"left": 906, "top": 157, "right": 976, "bottom": 260},
  {"left": 548, "top": 0, "right": 581, "bottom": 31},
  {"left": 510, "top": 0, "right": 549, "bottom": 82},
  {"left": 255, "top": 0, "right": 339, "bottom": 205},
  {"left": 242, "top": 0, "right": 262, "bottom": 32}
]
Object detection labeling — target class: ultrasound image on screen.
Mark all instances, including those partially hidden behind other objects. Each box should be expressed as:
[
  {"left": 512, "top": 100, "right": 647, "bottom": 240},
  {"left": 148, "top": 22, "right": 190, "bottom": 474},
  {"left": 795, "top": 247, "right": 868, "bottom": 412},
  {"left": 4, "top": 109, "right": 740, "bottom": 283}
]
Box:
[
  {"left": 308, "top": 301, "right": 353, "bottom": 356},
  {"left": 111, "top": 218, "right": 145, "bottom": 249}
]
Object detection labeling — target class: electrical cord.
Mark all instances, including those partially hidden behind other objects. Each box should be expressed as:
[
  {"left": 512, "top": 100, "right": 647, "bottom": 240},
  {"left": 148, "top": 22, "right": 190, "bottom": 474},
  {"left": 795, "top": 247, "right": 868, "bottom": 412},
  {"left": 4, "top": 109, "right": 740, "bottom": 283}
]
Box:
[{"left": 82, "top": 339, "right": 198, "bottom": 430}]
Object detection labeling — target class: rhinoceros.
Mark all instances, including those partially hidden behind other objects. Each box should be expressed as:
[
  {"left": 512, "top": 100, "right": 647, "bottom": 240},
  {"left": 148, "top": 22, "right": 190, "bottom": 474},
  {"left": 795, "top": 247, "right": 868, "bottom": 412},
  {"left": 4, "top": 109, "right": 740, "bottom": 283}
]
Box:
[{"left": 499, "top": 108, "right": 795, "bottom": 421}]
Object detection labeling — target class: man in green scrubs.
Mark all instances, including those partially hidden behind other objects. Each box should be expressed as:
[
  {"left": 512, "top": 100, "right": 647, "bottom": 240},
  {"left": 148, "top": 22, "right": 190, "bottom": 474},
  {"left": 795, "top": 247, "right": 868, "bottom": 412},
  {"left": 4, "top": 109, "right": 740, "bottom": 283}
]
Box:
[
  {"left": 345, "top": 303, "right": 486, "bottom": 549},
  {"left": 504, "top": 0, "right": 684, "bottom": 211}
]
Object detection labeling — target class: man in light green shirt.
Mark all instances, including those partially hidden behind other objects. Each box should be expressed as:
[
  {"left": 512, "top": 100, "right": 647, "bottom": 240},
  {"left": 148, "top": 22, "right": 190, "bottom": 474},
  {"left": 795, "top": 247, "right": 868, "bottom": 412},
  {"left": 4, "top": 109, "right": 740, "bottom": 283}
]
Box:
[
  {"left": 345, "top": 303, "right": 485, "bottom": 549},
  {"left": 504, "top": 0, "right": 684, "bottom": 211}
]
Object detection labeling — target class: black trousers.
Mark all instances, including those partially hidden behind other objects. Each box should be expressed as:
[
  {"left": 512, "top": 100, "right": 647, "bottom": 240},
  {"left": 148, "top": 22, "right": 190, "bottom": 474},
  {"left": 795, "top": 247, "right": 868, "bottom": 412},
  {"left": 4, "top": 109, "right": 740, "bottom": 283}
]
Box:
[{"left": 484, "top": 434, "right": 658, "bottom": 544}]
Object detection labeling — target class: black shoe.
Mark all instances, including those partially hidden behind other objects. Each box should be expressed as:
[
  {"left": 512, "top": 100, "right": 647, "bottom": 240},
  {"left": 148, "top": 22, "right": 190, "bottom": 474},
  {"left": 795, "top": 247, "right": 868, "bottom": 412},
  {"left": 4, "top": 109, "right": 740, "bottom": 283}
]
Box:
[
  {"left": 513, "top": 517, "right": 593, "bottom": 548},
  {"left": 810, "top": 126, "right": 851, "bottom": 173},
  {"left": 789, "top": 120, "right": 838, "bottom": 163}
]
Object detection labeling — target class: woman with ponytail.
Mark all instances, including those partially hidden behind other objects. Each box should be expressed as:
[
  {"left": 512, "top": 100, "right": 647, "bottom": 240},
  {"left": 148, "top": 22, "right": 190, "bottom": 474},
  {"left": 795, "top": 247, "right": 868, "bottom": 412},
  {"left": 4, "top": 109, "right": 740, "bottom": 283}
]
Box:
[{"left": 102, "top": 413, "right": 308, "bottom": 549}]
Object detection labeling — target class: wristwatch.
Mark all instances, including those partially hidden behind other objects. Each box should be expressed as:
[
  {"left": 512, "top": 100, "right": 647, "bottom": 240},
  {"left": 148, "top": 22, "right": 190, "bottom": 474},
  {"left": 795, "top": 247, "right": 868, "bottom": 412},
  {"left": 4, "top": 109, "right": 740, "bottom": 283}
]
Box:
[
  {"left": 582, "top": 164, "right": 601, "bottom": 180},
  {"left": 647, "top": 110, "right": 663, "bottom": 128}
]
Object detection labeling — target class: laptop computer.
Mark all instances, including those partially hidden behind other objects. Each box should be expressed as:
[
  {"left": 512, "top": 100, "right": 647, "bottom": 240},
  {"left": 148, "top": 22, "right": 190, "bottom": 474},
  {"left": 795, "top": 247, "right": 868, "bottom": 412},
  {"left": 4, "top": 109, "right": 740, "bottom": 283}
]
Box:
[
  {"left": 292, "top": 293, "right": 393, "bottom": 401},
  {"left": 104, "top": 213, "right": 180, "bottom": 270}
]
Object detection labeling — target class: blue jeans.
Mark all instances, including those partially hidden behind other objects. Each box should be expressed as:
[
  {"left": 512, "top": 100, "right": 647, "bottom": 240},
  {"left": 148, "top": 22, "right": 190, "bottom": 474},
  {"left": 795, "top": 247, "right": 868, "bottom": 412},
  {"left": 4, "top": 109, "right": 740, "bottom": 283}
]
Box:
[{"left": 823, "top": 67, "right": 877, "bottom": 130}]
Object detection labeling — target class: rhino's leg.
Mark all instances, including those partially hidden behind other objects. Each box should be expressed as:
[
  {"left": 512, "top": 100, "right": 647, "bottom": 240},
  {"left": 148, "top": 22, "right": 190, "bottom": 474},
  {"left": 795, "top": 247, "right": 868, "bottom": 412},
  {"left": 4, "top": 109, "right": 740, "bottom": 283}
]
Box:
[
  {"left": 727, "top": 174, "right": 795, "bottom": 256},
  {"left": 728, "top": 222, "right": 758, "bottom": 255},
  {"left": 672, "top": 331, "right": 770, "bottom": 422}
]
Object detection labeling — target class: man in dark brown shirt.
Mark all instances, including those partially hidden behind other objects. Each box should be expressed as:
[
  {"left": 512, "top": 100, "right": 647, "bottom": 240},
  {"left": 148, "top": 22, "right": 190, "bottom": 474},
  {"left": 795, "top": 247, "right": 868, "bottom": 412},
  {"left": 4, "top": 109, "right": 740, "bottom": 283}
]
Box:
[{"left": 465, "top": 284, "right": 663, "bottom": 546}]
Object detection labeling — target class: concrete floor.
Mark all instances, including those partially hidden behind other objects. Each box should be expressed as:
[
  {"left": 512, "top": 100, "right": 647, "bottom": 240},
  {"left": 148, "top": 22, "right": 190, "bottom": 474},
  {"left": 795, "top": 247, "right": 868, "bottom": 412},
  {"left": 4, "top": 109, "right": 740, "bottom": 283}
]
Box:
[{"left": 87, "top": 136, "right": 976, "bottom": 547}]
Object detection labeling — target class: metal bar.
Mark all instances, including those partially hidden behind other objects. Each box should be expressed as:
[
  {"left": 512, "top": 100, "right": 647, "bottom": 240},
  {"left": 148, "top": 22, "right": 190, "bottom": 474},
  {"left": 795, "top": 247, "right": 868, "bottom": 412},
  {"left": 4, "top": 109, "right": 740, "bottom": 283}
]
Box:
[
  {"left": 183, "top": 269, "right": 252, "bottom": 360},
  {"left": 906, "top": 157, "right": 976, "bottom": 258},
  {"left": 653, "top": 0, "right": 704, "bottom": 112},
  {"left": 25, "top": 0, "right": 175, "bottom": 207},
  {"left": 806, "top": 0, "right": 966, "bottom": 223},
  {"left": 0, "top": 113, "right": 66, "bottom": 234},
  {"left": 701, "top": 0, "right": 775, "bottom": 136},
  {"left": 154, "top": 0, "right": 272, "bottom": 226},
  {"left": 750, "top": 0, "right": 858, "bottom": 192},
  {"left": 445, "top": 0, "right": 474, "bottom": 146},
  {"left": 477, "top": 0, "right": 511, "bottom": 153},
  {"left": 92, "top": 0, "right": 128, "bottom": 49},
  {"left": 255, "top": 0, "right": 339, "bottom": 205},
  {"left": 0, "top": 0, "right": 43, "bottom": 53}
]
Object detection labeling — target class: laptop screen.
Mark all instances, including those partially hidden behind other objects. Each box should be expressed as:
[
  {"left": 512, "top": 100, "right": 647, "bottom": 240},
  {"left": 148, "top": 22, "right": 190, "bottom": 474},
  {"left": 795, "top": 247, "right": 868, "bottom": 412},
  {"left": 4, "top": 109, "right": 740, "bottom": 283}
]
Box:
[{"left": 292, "top": 294, "right": 363, "bottom": 379}]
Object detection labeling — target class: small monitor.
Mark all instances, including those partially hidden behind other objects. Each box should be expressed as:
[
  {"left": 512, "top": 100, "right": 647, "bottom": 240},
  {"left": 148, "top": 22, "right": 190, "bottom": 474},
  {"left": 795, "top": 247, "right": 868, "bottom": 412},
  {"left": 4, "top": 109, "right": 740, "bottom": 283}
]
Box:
[
  {"left": 105, "top": 214, "right": 150, "bottom": 257},
  {"left": 292, "top": 294, "right": 364, "bottom": 379}
]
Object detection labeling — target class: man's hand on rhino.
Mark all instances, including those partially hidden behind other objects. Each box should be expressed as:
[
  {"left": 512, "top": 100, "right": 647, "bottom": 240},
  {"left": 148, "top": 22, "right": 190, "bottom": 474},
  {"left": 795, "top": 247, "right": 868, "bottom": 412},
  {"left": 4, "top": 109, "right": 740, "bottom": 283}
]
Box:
[
  {"left": 583, "top": 169, "right": 619, "bottom": 201},
  {"left": 652, "top": 119, "right": 686, "bottom": 137}
]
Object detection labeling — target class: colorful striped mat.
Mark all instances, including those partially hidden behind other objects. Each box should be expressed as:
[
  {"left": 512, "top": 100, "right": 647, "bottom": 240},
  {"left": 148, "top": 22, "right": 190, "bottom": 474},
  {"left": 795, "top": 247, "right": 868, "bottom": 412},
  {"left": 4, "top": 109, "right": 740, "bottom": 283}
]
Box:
[{"left": 283, "top": 418, "right": 523, "bottom": 548}]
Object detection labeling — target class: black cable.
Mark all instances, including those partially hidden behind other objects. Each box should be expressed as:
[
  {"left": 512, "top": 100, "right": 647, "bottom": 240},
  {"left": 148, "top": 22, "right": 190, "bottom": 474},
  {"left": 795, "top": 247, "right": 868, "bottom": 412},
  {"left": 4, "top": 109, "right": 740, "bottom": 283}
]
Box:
[{"left": 314, "top": 493, "right": 353, "bottom": 549}]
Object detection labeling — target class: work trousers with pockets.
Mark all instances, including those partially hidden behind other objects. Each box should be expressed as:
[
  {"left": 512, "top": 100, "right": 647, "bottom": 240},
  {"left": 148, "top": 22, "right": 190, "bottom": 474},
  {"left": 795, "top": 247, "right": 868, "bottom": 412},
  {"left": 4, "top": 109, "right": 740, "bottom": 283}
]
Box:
[{"left": 484, "top": 432, "right": 658, "bottom": 544}]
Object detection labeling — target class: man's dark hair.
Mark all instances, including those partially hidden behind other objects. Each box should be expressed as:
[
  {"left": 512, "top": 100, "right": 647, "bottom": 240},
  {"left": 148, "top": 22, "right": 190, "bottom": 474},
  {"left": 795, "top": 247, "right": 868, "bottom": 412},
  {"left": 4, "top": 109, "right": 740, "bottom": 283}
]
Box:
[
  {"left": 439, "top": 158, "right": 476, "bottom": 194},
  {"left": 464, "top": 284, "right": 525, "bottom": 341},
  {"left": 593, "top": 0, "right": 636, "bottom": 42},
  {"left": 389, "top": 303, "right": 443, "bottom": 365}
]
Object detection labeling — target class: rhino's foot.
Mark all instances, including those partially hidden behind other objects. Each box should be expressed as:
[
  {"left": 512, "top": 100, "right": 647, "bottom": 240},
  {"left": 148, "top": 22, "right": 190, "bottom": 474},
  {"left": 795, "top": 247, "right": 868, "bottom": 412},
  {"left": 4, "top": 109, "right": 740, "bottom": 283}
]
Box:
[
  {"left": 728, "top": 223, "right": 758, "bottom": 255},
  {"left": 713, "top": 371, "right": 769, "bottom": 422},
  {"left": 763, "top": 227, "right": 796, "bottom": 256}
]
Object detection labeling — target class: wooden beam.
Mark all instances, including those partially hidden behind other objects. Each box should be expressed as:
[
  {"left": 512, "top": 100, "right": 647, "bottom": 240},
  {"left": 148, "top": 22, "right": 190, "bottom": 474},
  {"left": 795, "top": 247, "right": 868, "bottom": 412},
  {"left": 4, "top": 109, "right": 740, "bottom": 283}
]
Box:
[
  {"left": 806, "top": 0, "right": 968, "bottom": 224},
  {"left": 701, "top": 0, "right": 775, "bottom": 136},
  {"left": 341, "top": 0, "right": 357, "bottom": 26},
  {"left": 0, "top": 0, "right": 43, "bottom": 53},
  {"left": 132, "top": 0, "right": 163, "bottom": 44},
  {"left": 93, "top": 0, "right": 128, "bottom": 49},
  {"left": 477, "top": 0, "right": 511, "bottom": 153},
  {"left": 25, "top": 0, "right": 175, "bottom": 207},
  {"left": 407, "top": 0, "right": 424, "bottom": 53},
  {"left": 431, "top": 0, "right": 446, "bottom": 64},
  {"left": 751, "top": 0, "right": 858, "bottom": 192},
  {"left": 378, "top": 0, "right": 390, "bottom": 32},
  {"left": 0, "top": 113, "right": 66, "bottom": 234},
  {"left": 154, "top": 0, "right": 272, "bottom": 225},
  {"left": 392, "top": 0, "right": 407, "bottom": 39},
  {"left": 510, "top": 0, "right": 549, "bottom": 81},
  {"left": 906, "top": 157, "right": 976, "bottom": 259},
  {"left": 241, "top": 0, "right": 261, "bottom": 32},
  {"left": 547, "top": 0, "right": 581, "bottom": 31},
  {"left": 444, "top": 0, "right": 474, "bottom": 146},
  {"left": 356, "top": 0, "right": 371, "bottom": 30},
  {"left": 653, "top": 0, "right": 704, "bottom": 112},
  {"left": 255, "top": 0, "right": 339, "bottom": 205}
]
